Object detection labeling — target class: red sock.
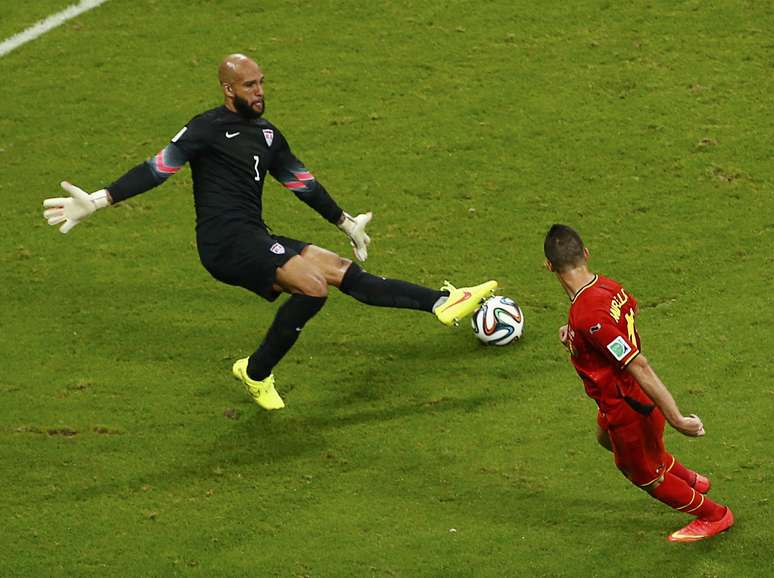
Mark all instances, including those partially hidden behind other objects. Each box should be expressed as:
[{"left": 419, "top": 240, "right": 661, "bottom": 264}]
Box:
[
  {"left": 666, "top": 455, "right": 697, "bottom": 487},
  {"left": 649, "top": 472, "right": 725, "bottom": 521}
]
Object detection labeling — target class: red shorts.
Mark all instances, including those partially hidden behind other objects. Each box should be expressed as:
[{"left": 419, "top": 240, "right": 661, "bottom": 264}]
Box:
[{"left": 597, "top": 407, "right": 669, "bottom": 486}]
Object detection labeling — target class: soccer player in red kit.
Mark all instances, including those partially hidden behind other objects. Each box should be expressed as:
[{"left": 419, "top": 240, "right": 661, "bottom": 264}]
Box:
[{"left": 543, "top": 224, "right": 734, "bottom": 543}]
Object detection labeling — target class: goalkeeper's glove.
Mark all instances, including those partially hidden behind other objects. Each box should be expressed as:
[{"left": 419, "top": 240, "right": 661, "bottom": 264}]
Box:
[
  {"left": 43, "top": 181, "right": 111, "bottom": 234},
  {"left": 337, "top": 211, "right": 372, "bottom": 262}
]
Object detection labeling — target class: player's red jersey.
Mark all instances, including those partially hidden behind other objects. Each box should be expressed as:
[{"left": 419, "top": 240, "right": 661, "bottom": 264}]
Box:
[{"left": 567, "top": 274, "right": 654, "bottom": 426}]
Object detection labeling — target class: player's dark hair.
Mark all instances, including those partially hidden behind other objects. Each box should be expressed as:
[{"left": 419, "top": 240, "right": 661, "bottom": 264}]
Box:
[{"left": 544, "top": 224, "right": 585, "bottom": 272}]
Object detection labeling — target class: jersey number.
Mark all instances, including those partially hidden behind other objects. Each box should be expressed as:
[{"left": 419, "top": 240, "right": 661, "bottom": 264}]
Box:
[
  {"left": 253, "top": 155, "right": 261, "bottom": 181},
  {"left": 625, "top": 309, "right": 637, "bottom": 349}
]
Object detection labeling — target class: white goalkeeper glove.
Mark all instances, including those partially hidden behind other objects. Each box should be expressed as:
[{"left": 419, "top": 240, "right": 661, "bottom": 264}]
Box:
[
  {"left": 337, "top": 211, "right": 372, "bottom": 262},
  {"left": 43, "top": 181, "right": 111, "bottom": 234}
]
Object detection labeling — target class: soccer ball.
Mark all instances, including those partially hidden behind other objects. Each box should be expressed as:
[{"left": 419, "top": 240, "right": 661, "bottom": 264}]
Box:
[{"left": 471, "top": 296, "right": 524, "bottom": 345}]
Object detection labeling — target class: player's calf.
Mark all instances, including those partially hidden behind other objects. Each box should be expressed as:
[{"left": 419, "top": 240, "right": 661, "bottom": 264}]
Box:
[{"left": 339, "top": 263, "right": 446, "bottom": 311}]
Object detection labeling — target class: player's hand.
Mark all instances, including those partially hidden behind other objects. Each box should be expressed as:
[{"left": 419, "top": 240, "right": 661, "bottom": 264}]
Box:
[
  {"left": 559, "top": 324, "right": 570, "bottom": 348},
  {"left": 43, "top": 181, "right": 110, "bottom": 234},
  {"left": 338, "top": 211, "right": 372, "bottom": 262},
  {"left": 673, "top": 413, "right": 705, "bottom": 437}
]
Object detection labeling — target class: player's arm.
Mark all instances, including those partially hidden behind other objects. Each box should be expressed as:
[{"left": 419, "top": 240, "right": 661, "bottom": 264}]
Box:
[
  {"left": 580, "top": 306, "right": 704, "bottom": 438},
  {"left": 44, "top": 115, "right": 208, "bottom": 234},
  {"left": 269, "top": 135, "right": 371, "bottom": 261},
  {"left": 107, "top": 142, "right": 189, "bottom": 202},
  {"left": 626, "top": 354, "right": 705, "bottom": 437},
  {"left": 43, "top": 142, "right": 189, "bottom": 234},
  {"left": 559, "top": 324, "right": 570, "bottom": 349}
]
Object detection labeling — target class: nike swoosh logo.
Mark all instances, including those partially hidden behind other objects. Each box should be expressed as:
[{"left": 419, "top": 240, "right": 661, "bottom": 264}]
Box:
[
  {"left": 670, "top": 532, "right": 704, "bottom": 541},
  {"left": 225, "top": 131, "right": 240, "bottom": 138},
  {"left": 447, "top": 291, "right": 472, "bottom": 308}
]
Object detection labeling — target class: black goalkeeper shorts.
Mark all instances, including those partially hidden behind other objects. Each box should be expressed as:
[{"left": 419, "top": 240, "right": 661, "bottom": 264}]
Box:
[{"left": 197, "top": 230, "right": 309, "bottom": 301}]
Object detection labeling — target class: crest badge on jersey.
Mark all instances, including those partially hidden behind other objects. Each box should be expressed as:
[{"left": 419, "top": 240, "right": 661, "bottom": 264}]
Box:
[
  {"left": 263, "top": 129, "right": 274, "bottom": 147},
  {"left": 606, "top": 335, "right": 632, "bottom": 361},
  {"left": 270, "top": 242, "right": 285, "bottom": 255}
]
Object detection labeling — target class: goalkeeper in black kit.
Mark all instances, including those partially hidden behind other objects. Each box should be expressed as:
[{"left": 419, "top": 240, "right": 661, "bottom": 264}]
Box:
[{"left": 43, "top": 53, "right": 497, "bottom": 410}]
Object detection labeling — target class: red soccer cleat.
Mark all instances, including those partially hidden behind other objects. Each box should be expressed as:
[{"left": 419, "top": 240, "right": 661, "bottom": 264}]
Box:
[
  {"left": 668, "top": 507, "right": 734, "bottom": 543},
  {"left": 693, "top": 473, "right": 711, "bottom": 494}
]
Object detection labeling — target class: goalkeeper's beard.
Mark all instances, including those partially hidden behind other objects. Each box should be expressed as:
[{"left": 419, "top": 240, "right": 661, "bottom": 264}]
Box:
[{"left": 234, "top": 94, "right": 265, "bottom": 119}]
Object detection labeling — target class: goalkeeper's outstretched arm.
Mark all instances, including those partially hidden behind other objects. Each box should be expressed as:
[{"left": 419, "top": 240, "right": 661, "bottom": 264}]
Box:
[{"left": 42, "top": 143, "right": 189, "bottom": 234}]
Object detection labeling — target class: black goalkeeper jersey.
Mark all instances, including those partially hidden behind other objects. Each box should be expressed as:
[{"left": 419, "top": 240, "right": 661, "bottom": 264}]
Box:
[{"left": 108, "top": 105, "right": 343, "bottom": 243}]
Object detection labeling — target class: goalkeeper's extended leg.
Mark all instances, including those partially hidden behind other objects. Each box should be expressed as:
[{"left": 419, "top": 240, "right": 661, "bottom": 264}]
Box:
[
  {"left": 338, "top": 263, "right": 497, "bottom": 326},
  {"left": 339, "top": 262, "right": 445, "bottom": 311}
]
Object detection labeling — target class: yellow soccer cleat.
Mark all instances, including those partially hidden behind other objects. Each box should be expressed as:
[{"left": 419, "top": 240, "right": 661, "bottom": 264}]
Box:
[
  {"left": 231, "top": 358, "right": 285, "bottom": 410},
  {"left": 434, "top": 280, "right": 498, "bottom": 327}
]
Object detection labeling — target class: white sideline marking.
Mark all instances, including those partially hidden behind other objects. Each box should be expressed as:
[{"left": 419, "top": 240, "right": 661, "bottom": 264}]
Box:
[{"left": 0, "top": 0, "right": 109, "bottom": 58}]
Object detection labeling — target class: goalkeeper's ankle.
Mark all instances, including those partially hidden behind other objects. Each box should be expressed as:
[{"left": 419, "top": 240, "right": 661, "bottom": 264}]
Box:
[
  {"left": 431, "top": 294, "right": 449, "bottom": 312},
  {"left": 246, "top": 361, "right": 272, "bottom": 382}
]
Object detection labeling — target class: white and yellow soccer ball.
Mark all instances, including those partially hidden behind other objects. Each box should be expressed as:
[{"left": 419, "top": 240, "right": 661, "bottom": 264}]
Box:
[{"left": 471, "top": 296, "right": 524, "bottom": 345}]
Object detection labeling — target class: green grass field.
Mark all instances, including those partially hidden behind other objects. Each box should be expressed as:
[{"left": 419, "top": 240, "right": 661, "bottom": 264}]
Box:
[{"left": 1, "top": 1, "right": 772, "bottom": 575}]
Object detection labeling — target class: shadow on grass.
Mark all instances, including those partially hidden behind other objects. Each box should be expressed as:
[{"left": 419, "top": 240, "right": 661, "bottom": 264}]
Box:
[
  {"left": 66, "top": 392, "right": 497, "bottom": 502},
  {"left": 287, "top": 335, "right": 528, "bottom": 409}
]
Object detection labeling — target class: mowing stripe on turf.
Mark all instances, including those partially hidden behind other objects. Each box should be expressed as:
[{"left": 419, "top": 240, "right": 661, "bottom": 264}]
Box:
[{"left": 0, "top": 0, "right": 109, "bottom": 58}]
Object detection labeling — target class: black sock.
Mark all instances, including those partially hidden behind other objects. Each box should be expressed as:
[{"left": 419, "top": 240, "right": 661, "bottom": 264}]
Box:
[
  {"left": 339, "top": 263, "right": 445, "bottom": 312},
  {"left": 247, "top": 294, "right": 327, "bottom": 380}
]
